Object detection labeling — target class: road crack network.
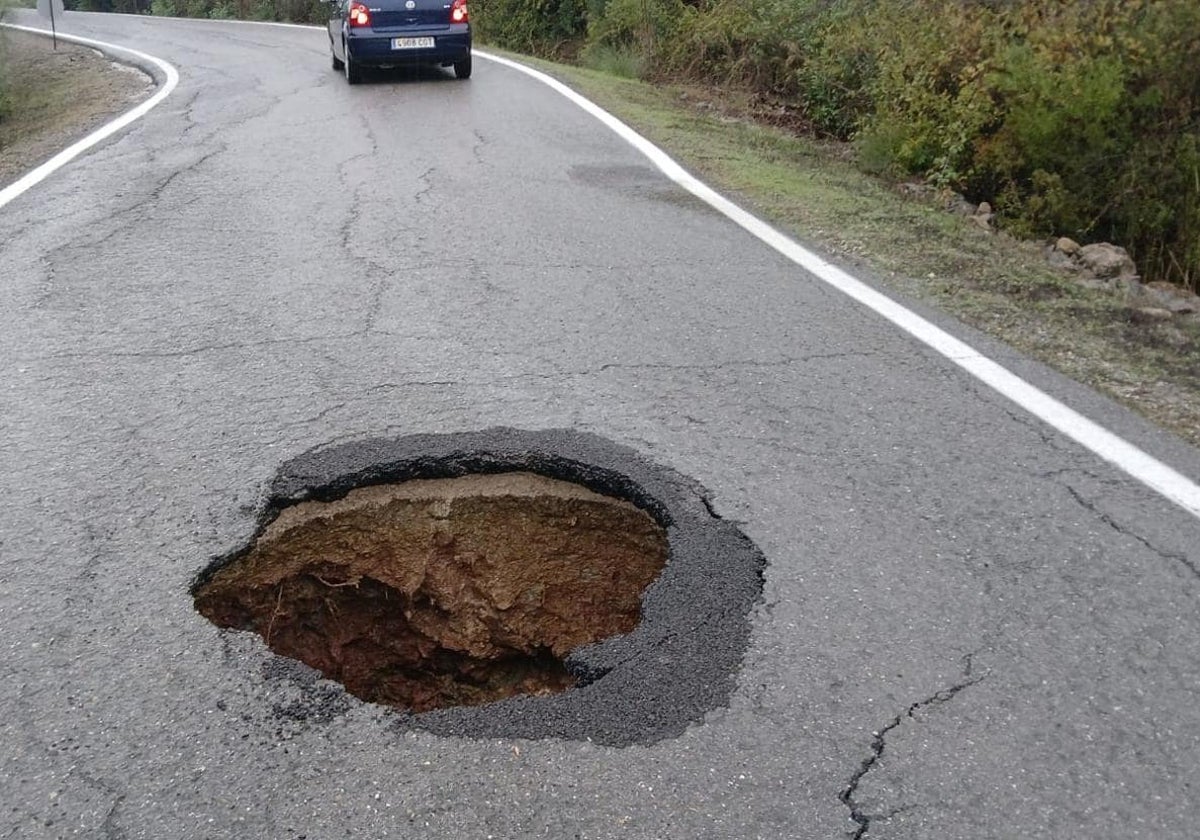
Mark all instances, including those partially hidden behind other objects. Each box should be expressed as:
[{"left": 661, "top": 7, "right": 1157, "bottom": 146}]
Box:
[
  {"left": 839, "top": 676, "right": 984, "bottom": 839},
  {"left": 1064, "top": 485, "right": 1199, "bottom": 581}
]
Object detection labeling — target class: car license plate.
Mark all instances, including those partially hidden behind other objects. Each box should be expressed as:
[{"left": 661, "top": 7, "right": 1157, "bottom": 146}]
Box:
[{"left": 392, "top": 37, "right": 434, "bottom": 50}]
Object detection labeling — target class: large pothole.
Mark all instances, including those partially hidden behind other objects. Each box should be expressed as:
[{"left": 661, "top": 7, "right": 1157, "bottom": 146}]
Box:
[
  {"left": 195, "top": 473, "right": 668, "bottom": 712},
  {"left": 196, "top": 428, "right": 765, "bottom": 746}
]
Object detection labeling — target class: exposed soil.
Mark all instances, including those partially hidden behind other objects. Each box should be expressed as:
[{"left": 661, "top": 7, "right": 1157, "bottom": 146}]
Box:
[
  {"left": 0, "top": 28, "right": 152, "bottom": 189},
  {"left": 195, "top": 473, "right": 670, "bottom": 712}
]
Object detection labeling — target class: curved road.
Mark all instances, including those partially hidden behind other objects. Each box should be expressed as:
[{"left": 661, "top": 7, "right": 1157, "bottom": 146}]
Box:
[{"left": 2, "top": 11, "right": 1199, "bottom": 839}]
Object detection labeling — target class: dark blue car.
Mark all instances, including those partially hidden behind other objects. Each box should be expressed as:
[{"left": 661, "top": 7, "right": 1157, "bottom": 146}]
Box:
[{"left": 328, "top": 0, "right": 472, "bottom": 84}]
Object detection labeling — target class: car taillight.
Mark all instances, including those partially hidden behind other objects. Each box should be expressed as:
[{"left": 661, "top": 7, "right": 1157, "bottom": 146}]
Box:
[
  {"left": 348, "top": 1, "right": 371, "bottom": 27},
  {"left": 451, "top": 0, "right": 468, "bottom": 23}
]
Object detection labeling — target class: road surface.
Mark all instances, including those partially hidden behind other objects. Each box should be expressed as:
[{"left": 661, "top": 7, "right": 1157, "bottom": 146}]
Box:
[{"left": 2, "top": 11, "right": 1199, "bottom": 839}]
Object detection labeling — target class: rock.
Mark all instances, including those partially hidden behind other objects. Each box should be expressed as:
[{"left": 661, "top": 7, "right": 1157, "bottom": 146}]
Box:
[
  {"left": 1144, "top": 281, "right": 1199, "bottom": 314},
  {"left": 1047, "top": 249, "right": 1080, "bottom": 272},
  {"left": 898, "top": 181, "right": 937, "bottom": 200},
  {"left": 1130, "top": 307, "right": 1174, "bottom": 323},
  {"left": 1117, "top": 276, "right": 1144, "bottom": 296},
  {"left": 1078, "top": 243, "right": 1137, "bottom": 279},
  {"left": 944, "top": 192, "right": 977, "bottom": 216},
  {"left": 1077, "top": 276, "right": 1117, "bottom": 292},
  {"left": 970, "top": 201, "right": 995, "bottom": 231},
  {"left": 1055, "top": 237, "right": 1081, "bottom": 255}
]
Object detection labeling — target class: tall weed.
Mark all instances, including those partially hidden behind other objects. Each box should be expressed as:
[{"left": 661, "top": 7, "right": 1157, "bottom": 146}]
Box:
[{"left": 471, "top": 0, "right": 588, "bottom": 57}]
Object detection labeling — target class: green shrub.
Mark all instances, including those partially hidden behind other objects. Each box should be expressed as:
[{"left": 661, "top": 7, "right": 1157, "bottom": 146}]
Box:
[
  {"left": 656, "top": 0, "right": 797, "bottom": 90},
  {"left": 472, "top": 0, "right": 588, "bottom": 57},
  {"left": 586, "top": 0, "right": 684, "bottom": 51},
  {"left": 824, "top": 0, "right": 1197, "bottom": 290},
  {"left": 580, "top": 41, "right": 645, "bottom": 78},
  {"left": 974, "top": 46, "right": 1130, "bottom": 237}
]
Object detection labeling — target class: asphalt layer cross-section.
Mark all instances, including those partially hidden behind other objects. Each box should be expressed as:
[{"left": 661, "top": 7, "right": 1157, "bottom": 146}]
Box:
[{"left": 2, "top": 11, "right": 1199, "bottom": 840}]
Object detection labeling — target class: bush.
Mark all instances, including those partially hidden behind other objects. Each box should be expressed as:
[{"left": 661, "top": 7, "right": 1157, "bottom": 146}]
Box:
[
  {"left": 645, "top": 0, "right": 1199, "bottom": 290},
  {"left": 472, "top": 0, "right": 588, "bottom": 57},
  {"left": 579, "top": 42, "right": 645, "bottom": 77}
]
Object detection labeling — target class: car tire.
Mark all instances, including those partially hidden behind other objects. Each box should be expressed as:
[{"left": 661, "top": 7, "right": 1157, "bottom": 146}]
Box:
[
  {"left": 454, "top": 55, "right": 472, "bottom": 80},
  {"left": 344, "top": 40, "right": 362, "bottom": 85},
  {"left": 331, "top": 49, "right": 344, "bottom": 72}
]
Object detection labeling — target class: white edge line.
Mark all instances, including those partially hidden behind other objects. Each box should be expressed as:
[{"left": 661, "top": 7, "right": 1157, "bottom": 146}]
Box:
[
  {"left": 472, "top": 50, "right": 1200, "bottom": 522},
  {"left": 5, "top": 15, "right": 1199, "bottom": 520},
  {"left": 0, "top": 22, "right": 180, "bottom": 210}
]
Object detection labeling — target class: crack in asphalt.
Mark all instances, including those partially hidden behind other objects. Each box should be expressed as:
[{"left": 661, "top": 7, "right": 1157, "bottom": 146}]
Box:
[
  {"left": 32, "top": 143, "right": 228, "bottom": 308},
  {"left": 335, "top": 112, "right": 380, "bottom": 251},
  {"left": 332, "top": 114, "right": 443, "bottom": 334},
  {"left": 414, "top": 166, "right": 436, "bottom": 204},
  {"left": 1001, "top": 405, "right": 1067, "bottom": 449},
  {"left": 99, "top": 793, "right": 127, "bottom": 840},
  {"left": 961, "top": 651, "right": 976, "bottom": 677},
  {"left": 366, "top": 379, "right": 459, "bottom": 392},
  {"left": 839, "top": 675, "right": 984, "bottom": 839},
  {"left": 358, "top": 353, "right": 880, "bottom": 393},
  {"left": 259, "top": 403, "right": 350, "bottom": 447},
  {"left": 177, "top": 89, "right": 203, "bottom": 138},
  {"left": 41, "top": 333, "right": 374, "bottom": 361},
  {"left": 10, "top": 686, "right": 128, "bottom": 838},
  {"left": 1036, "top": 466, "right": 1106, "bottom": 483},
  {"left": 471, "top": 129, "right": 487, "bottom": 166},
  {"left": 1064, "top": 484, "right": 1199, "bottom": 581},
  {"left": 596, "top": 351, "right": 876, "bottom": 372},
  {"left": 348, "top": 258, "right": 393, "bottom": 333},
  {"left": 147, "top": 144, "right": 227, "bottom": 203}
]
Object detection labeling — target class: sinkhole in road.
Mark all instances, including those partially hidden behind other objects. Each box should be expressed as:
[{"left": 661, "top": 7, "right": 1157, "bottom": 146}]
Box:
[{"left": 194, "top": 472, "right": 669, "bottom": 713}]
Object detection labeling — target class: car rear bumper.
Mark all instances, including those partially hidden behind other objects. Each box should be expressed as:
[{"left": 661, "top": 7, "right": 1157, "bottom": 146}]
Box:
[{"left": 346, "top": 26, "right": 471, "bottom": 66}]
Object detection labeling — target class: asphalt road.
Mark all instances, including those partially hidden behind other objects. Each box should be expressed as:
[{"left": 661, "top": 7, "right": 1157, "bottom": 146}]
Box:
[{"left": 2, "top": 11, "right": 1199, "bottom": 840}]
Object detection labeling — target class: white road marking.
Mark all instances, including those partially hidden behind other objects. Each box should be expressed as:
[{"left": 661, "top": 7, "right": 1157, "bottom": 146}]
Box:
[
  {"left": 4, "top": 14, "right": 1198, "bottom": 520},
  {"left": 0, "top": 23, "right": 179, "bottom": 210},
  {"left": 472, "top": 51, "right": 1200, "bottom": 522}
]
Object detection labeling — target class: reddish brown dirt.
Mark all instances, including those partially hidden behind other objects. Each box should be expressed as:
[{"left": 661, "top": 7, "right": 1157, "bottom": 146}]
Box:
[{"left": 195, "top": 473, "right": 669, "bottom": 712}]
